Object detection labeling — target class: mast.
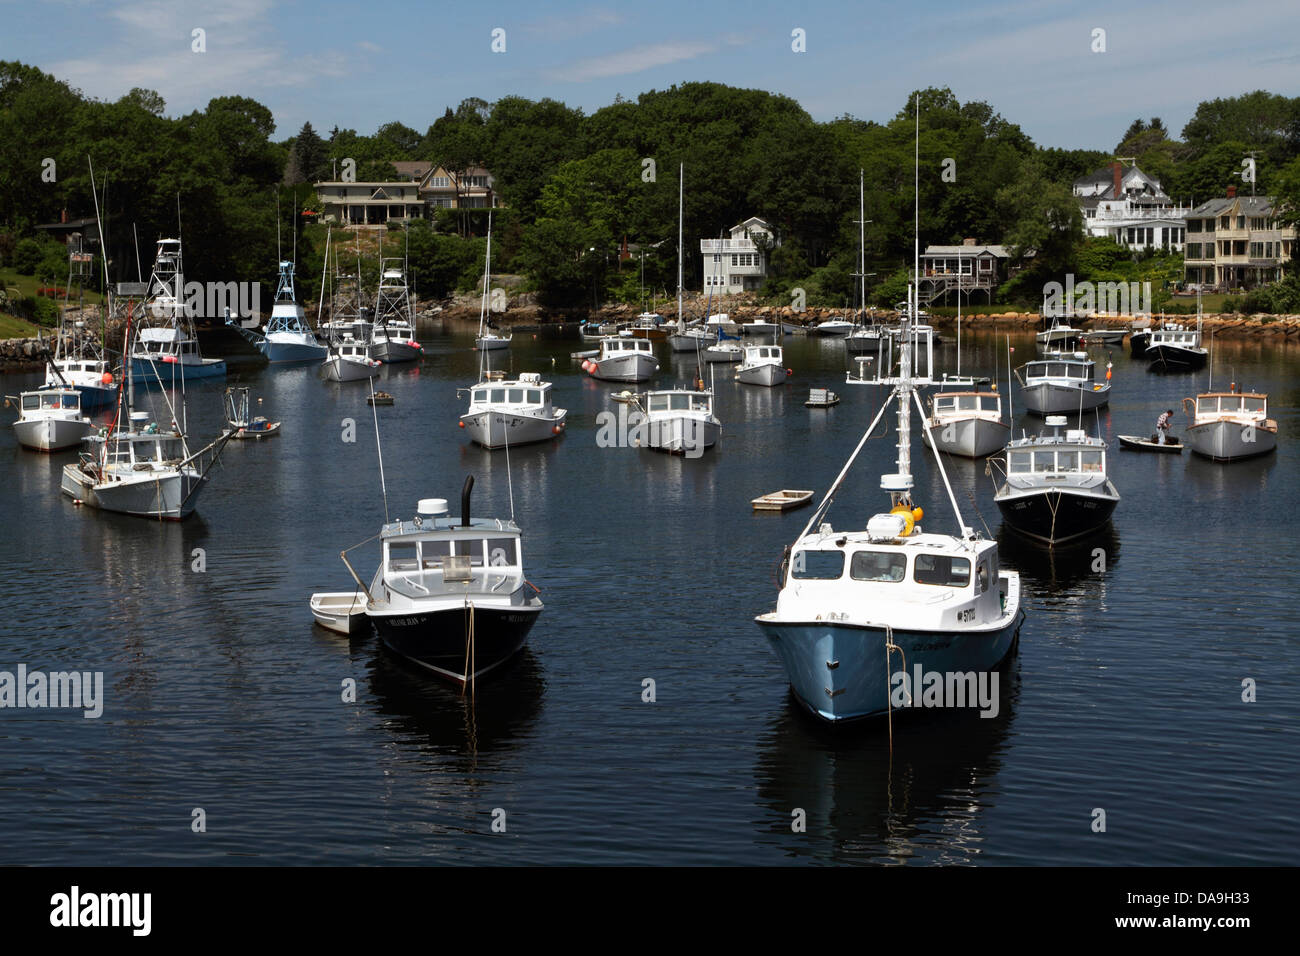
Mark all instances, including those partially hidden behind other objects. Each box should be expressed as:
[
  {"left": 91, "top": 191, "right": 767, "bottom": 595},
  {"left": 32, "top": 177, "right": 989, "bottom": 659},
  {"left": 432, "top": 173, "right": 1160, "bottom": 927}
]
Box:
[
  {"left": 859, "top": 168, "right": 865, "bottom": 321},
  {"left": 677, "top": 163, "right": 684, "bottom": 333}
]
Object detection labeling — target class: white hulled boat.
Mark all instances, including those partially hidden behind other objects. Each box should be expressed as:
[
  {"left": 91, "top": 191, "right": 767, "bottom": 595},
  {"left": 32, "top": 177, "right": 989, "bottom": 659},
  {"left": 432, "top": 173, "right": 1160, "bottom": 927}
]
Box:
[
  {"left": 1182, "top": 389, "right": 1277, "bottom": 461},
  {"left": 321, "top": 334, "right": 381, "bottom": 382},
  {"left": 809, "top": 316, "right": 855, "bottom": 337},
  {"left": 460, "top": 372, "right": 567, "bottom": 449},
  {"left": 735, "top": 344, "right": 790, "bottom": 386},
  {"left": 372, "top": 259, "right": 423, "bottom": 363},
  {"left": 925, "top": 391, "right": 1008, "bottom": 458},
  {"left": 258, "top": 260, "right": 327, "bottom": 364},
  {"left": 638, "top": 387, "right": 721, "bottom": 455},
  {"left": 8, "top": 387, "right": 94, "bottom": 452},
  {"left": 583, "top": 337, "right": 658, "bottom": 382},
  {"left": 1016, "top": 354, "right": 1110, "bottom": 415}
]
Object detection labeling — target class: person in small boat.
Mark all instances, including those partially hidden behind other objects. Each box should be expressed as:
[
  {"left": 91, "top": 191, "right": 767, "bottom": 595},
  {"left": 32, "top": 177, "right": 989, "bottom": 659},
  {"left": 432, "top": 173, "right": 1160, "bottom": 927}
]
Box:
[{"left": 1155, "top": 409, "right": 1174, "bottom": 445}]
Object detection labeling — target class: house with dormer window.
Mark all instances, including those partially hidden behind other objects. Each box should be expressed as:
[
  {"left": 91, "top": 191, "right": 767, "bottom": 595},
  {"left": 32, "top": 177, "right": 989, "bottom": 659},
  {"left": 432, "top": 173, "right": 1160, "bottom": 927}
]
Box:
[
  {"left": 700, "top": 217, "right": 774, "bottom": 293},
  {"left": 1183, "top": 186, "right": 1296, "bottom": 291},
  {"left": 315, "top": 163, "right": 502, "bottom": 228},
  {"left": 1073, "top": 161, "right": 1187, "bottom": 251}
]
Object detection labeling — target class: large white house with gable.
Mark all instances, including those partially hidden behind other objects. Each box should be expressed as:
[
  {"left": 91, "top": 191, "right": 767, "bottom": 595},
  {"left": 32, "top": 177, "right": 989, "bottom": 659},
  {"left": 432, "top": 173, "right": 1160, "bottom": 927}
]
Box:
[
  {"left": 701, "top": 217, "right": 774, "bottom": 293},
  {"left": 1073, "top": 161, "right": 1187, "bottom": 251}
]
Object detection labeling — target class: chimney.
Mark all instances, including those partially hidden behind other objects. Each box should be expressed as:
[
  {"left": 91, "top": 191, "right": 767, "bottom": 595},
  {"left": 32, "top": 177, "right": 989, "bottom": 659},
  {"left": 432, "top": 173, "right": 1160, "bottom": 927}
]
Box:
[
  {"left": 61, "top": 208, "right": 68, "bottom": 224},
  {"left": 1112, "top": 161, "right": 1123, "bottom": 199},
  {"left": 963, "top": 237, "right": 976, "bottom": 246},
  {"left": 1226, "top": 185, "right": 1236, "bottom": 199}
]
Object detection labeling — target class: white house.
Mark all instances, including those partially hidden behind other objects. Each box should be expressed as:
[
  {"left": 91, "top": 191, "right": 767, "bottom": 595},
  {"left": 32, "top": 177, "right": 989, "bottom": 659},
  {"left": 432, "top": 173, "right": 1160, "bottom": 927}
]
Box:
[
  {"left": 700, "top": 217, "right": 773, "bottom": 293},
  {"left": 1073, "top": 161, "right": 1187, "bottom": 251}
]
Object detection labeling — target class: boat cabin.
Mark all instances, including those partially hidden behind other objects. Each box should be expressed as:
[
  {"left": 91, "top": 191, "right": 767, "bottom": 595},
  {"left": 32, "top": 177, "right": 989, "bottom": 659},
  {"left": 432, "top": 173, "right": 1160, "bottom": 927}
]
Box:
[
  {"left": 1005, "top": 443, "right": 1106, "bottom": 475},
  {"left": 1192, "top": 392, "right": 1268, "bottom": 421},
  {"left": 379, "top": 516, "right": 524, "bottom": 598},
  {"left": 788, "top": 537, "right": 998, "bottom": 603},
  {"left": 742, "top": 345, "right": 782, "bottom": 363},
  {"left": 645, "top": 389, "right": 713, "bottom": 415},
  {"left": 932, "top": 392, "right": 1001, "bottom": 420},
  {"left": 600, "top": 337, "right": 654, "bottom": 356},
  {"left": 469, "top": 374, "right": 552, "bottom": 410},
  {"left": 1023, "top": 358, "right": 1094, "bottom": 382},
  {"left": 20, "top": 388, "right": 81, "bottom": 414},
  {"left": 1150, "top": 328, "right": 1201, "bottom": 348}
]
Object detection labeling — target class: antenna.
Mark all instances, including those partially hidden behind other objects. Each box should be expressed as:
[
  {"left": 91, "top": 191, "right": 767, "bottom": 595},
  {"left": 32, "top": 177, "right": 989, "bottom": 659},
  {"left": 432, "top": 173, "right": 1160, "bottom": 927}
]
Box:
[
  {"left": 677, "top": 163, "right": 684, "bottom": 328},
  {"left": 368, "top": 374, "right": 389, "bottom": 523},
  {"left": 317, "top": 226, "right": 331, "bottom": 332},
  {"left": 276, "top": 186, "right": 281, "bottom": 261}
]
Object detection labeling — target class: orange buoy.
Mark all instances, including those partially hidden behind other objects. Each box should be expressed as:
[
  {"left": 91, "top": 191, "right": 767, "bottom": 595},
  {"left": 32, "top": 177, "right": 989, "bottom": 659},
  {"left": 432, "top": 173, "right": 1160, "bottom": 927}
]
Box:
[
  {"left": 912, "top": 506, "right": 923, "bottom": 521},
  {"left": 101, "top": 371, "right": 114, "bottom": 385},
  {"left": 458, "top": 420, "right": 465, "bottom": 428}
]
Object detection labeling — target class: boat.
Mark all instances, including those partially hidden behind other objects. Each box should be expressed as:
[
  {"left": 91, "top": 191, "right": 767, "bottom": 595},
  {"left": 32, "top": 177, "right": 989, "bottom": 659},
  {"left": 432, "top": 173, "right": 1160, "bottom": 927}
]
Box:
[
  {"left": 1081, "top": 327, "right": 1127, "bottom": 346},
  {"left": 367, "top": 391, "right": 395, "bottom": 406},
  {"left": 667, "top": 325, "right": 712, "bottom": 352},
  {"left": 1146, "top": 323, "right": 1207, "bottom": 372},
  {"left": 741, "top": 318, "right": 779, "bottom": 336},
  {"left": 805, "top": 387, "right": 840, "bottom": 408},
  {"left": 459, "top": 372, "right": 567, "bottom": 449},
  {"left": 808, "top": 316, "right": 855, "bottom": 337},
  {"left": 629, "top": 311, "right": 667, "bottom": 341},
  {"left": 704, "top": 313, "right": 741, "bottom": 337},
  {"left": 129, "top": 238, "right": 227, "bottom": 386},
  {"left": 925, "top": 391, "right": 1009, "bottom": 458},
  {"left": 7, "top": 386, "right": 95, "bottom": 452},
  {"left": 224, "top": 386, "right": 280, "bottom": 439},
  {"left": 583, "top": 337, "right": 658, "bottom": 383},
  {"left": 473, "top": 212, "right": 512, "bottom": 353},
  {"left": 309, "top": 591, "right": 368, "bottom": 636},
  {"left": 756, "top": 297, "right": 1023, "bottom": 722},
  {"left": 333, "top": 479, "right": 543, "bottom": 686},
  {"left": 994, "top": 415, "right": 1120, "bottom": 545},
  {"left": 372, "top": 259, "right": 424, "bottom": 363},
  {"left": 781, "top": 321, "right": 808, "bottom": 336},
  {"left": 1015, "top": 354, "right": 1110, "bottom": 415},
  {"left": 751, "top": 489, "right": 814, "bottom": 512},
  {"left": 735, "top": 344, "right": 790, "bottom": 386},
  {"left": 580, "top": 321, "right": 607, "bottom": 342},
  {"left": 1035, "top": 315, "right": 1082, "bottom": 350},
  {"left": 256, "top": 259, "right": 328, "bottom": 364},
  {"left": 1181, "top": 389, "right": 1277, "bottom": 461},
  {"left": 1130, "top": 318, "right": 1183, "bottom": 358},
  {"left": 42, "top": 320, "right": 118, "bottom": 412},
  {"left": 636, "top": 387, "right": 721, "bottom": 456},
  {"left": 703, "top": 339, "right": 744, "bottom": 363},
  {"left": 321, "top": 333, "right": 381, "bottom": 382},
  {"left": 1117, "top": 434, "right": 1183, "bottom": 452},
  {"left": 611, "top": 390, "right": 637, "bottom": 404}
]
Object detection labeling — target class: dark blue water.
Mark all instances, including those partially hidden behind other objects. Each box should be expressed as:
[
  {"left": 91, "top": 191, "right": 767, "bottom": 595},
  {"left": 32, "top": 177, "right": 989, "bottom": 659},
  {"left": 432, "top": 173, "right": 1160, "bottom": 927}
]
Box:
[{"left": 1, "top": 328, "right": 1297, "bottom": 864}]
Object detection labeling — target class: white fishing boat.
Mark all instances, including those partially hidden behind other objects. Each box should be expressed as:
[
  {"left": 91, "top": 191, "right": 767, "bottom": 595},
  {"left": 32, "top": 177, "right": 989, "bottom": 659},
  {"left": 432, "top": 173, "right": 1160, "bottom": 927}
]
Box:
[
  {"left": 328, "top": 479, "right": 542, "bottom": 686},
  {"left": 704, "top": 313, "right": 740, "bottom": 336},
  {"left": 459, "top": 372, "right": 567, "bottom": 449},
  {"left": 668, "top": 325, "right": 711, "bottom": 352},
  {"left": 43, "top": 321, "right": 118, "bottom": 412},
  {"left": 741, "top": 318, "right": 779, "bottom": 336},
  {"left": 372, "top": 257, "right": 423, "bottom": 363},
  {"left": 809, "top": 316, "right": 855, "bottom": 337},
  {"left": 1181, "top": 389, "right": 1277, "bottom": 461},
  {"left": 735, "top": 344, "right": 790, "bottom": 386},
  {"left": 129, "top": 238, "right": 226, "bottom": 385},
  {"left": 583, "top": 337, "right": 658, "bottom": 382},
  {"left": 1016, "top": 355, "right": 1110, "bottom": 415},
  {"left": 1035, "top": 316, "right": 1082, "bottom": 349},
  {"left": 1147, "top": 324, "right": 1207, "bottom": 372},
  {"left": 703, "top": 339, "right": 744, "bottom": 363},
  {"left": 994, "top": 416, "right": 1120, "bottom": 545},
  {"left": 473, "top": 213, "right": 512, "bottom": 353},
  {"left": 637, "top": 387, "right": 721, "bottom": 455},
  {"left": 224, "top": 386, "right": 281, "bottom": 439},
  {"left": 257, "top": 259, "right": 328, "bottom": 364},
  {"left": 321, "top": 334, "right": 381, "bottom": 382},
  {"left": 7, "top": 387, "right": 94, "bottom": 452},
  {"left": 925, "top": 391, "right": 1008, "bottom": 458}
]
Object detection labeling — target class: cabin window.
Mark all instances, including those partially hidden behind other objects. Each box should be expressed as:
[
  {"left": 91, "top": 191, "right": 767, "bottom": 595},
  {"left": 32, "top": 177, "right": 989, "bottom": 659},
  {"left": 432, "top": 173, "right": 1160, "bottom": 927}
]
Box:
[
  {"left": 486, "top": 537, "right": 518, "bottom": 566},
  {"left": 914, "top": 554, "right": 971, "bottom": 588},
  {"left": 454, "top": 539, "right": 485, "bottom": 567},
  {"left": 527, "top": 390, "right": 542, "bottom": 404},
  {"left": 1197, "top": 398, "right": 1215, "bottom": 416},
  {"left": 420, "top": 539, "right": 451, "bottom": 569},
  {"left": 387, "top": 542, "right": 419, "bottom": 572},
  {"left": 1244, "top": 397, "right": 1265, "bottom": 413},
  {"left": 22, "top": 395, "right": 40, "bottom": 410},
  {"left": 507, "top": 389, "right": 524, "bottom": 403},
  {"left": 671, "top": 394, "right": 690, "bottom": 411},
  {"left": 850, "top": 550, "right": 906, "bottom": 583},
  {"left": 1057, "top": 450, "right": 1079, "bottom": 471},
  {"left": 791, "top": 551, "right": 844, "bottom": 580},
  {"left": 935, "top": 396, "right": 954, "bottom": 413},
  {"left": 1008, "top": 452, "right": 1031, "bottom": 473},
  {"left": 1033, "top": 451, "right": 1056, "bottom": 472},
  {"left": 1080, "top": 450, "right": 1103, "bottom": 472},
  {"left": 490, "top": 389, "right": 506, "bottom": 403},
  {"left": 977, "top": 561, "right": 989, "bottom": 594},
  {"left": 981, "top": 396, "right": 999, "bottom": 412}
]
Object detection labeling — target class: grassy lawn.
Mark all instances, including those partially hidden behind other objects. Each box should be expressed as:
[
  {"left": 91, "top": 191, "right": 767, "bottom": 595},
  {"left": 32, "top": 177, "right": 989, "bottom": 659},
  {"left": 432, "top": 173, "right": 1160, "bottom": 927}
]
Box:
[
  {"left": 0, "top": 313, "right": 41, "bottom": 338},
  {"left": 0, "top": 268, "right": 104, "bottom": 303}
]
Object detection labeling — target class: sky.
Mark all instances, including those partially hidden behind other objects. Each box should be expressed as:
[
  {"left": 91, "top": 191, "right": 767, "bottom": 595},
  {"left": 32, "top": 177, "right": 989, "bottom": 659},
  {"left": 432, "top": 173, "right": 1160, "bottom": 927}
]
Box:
[{"left": 3, "top": 0, "right": 1298, "bottom": 150}]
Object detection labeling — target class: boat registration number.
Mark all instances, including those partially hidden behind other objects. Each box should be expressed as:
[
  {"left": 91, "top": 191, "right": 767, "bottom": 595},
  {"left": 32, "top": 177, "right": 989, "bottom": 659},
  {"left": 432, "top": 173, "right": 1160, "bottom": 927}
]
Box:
[{"left": 957, "top": 608, "right": 976, "bottom": 623}]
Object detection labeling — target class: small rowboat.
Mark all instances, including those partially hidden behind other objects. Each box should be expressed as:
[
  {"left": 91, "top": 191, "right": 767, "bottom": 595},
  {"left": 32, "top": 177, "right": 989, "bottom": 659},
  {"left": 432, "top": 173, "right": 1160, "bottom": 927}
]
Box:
[
  {"left": 230, "top": 417, "right": 281, "bottom": 439},
  {"left": 611, "top": 390, "right": 637, "bottom": 404},
  {"left": 310, "top": 591, "right": 369, "bottom": 635},
  {"left": 805, "top": 388, "right": 840, "bottom": 408},
  {"left": 367, "top": 391, "right": 395, "bottom": 406},
  {"left": 752, "top": 489, "right": 815, "bottom": 512},
  {"left": 1117, "top": 434, "right": 1183, "bottom": 453}
]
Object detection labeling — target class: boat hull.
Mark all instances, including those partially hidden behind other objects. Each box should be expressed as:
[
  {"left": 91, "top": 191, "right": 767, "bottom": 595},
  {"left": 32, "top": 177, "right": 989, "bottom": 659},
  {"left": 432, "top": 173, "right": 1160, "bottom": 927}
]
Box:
[
  {"left": 320, "top": 357, "right": 378, "bottom": 382},
  {"left": 373, "top": 340, "right": 422, "bottom": 363},
  {"left": 462, "top": 409, "right": 566, "bottom": 448},
  {"left": 668, "top": 333, "right": 709, "bottom": 352},
  {"left": 590, "top": 352, "right": 659, "bottom": 382},
  {"left": 130, "top": 357, "right": 227, "bottom": 386},
  {"left": 260, "top": 337, "right": 328, "bottom": 364},
  {"left": 60, "top": 463, "right": 205, "bottom": 520},
  {"left": 925, "top": 417, "right": 1009, "bottom": 458},
  {"left": 1146, "top": 345, "right": 1207, "bottom": 372},
  {"left": 1020, "top": 382, "right": 1109, "bottom": 415},
  {"left": 756, "top": 612, "right": 1022, "bottom": 722},
  {"left": 736, "top": 363, "right": 788, "bottom": 386},
  {"left": 476, "top": 336, "right": 512, "bottom": 351},
  {"left": 642, "top": 416, "right": 720, "bottom": 455},
  {"left": 1184, "top": 421, "right": 1277, "bottom": 461},
  {"left": 996, "top": 486, "right": 1118, "bottom": 544},
  {"left": 13, "top": 417, "right": 93, "bottom": 452},
  {"left": 371, "top": 599, "right": 542, "bottom": 685},
  {"left": 1130, "top": 330, "right": 1151, "bottom": 357},
  {"left": 704, "top": 347, "right": 743, "bottom": 363},
  {"left": 845, "top": 333, "right": 883, "bottom": 354}
]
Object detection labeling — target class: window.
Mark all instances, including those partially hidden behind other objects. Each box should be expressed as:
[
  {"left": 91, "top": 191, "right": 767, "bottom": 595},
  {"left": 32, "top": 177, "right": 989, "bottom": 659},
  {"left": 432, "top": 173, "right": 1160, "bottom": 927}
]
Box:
[
  {"left": 486, "top": 537, "right": 517, "bottom": 566},
  {"left": 455, "top": 539, "right": 485, "bottom": 567},
  {"left": 1057, "top": 450, "right": 1079, "bottom": 471},
  {"left": 388, "top": 542, "right": 418, "bottom": 571},
  {"left": 977, "top": 562, "right": 989, "bottom": 594},
  {"left": 850, "top": 551, "right": 906, "bottom": 583},
  {"left": 1033, "top": 450, "right": 1056, "bottom": 473},
  {"left": 420, "top": 539, "right": 451, "bottom": 569},
  {"left": 791, "top": 551, "right": 844, "bottom": 580},
  {"left": 429, "top": 176, "right": 450, "bottom": 188},
  {"left": 22, "top": 395, "right": 39, "bottom": 410},
  {"left": 1187, "top": 243, "right": 1201, "bottom": 259},
  {"left": 1080, "top": 450, "right": 1103, "bottom": 472},
  {"left": 914, "top": 554, "right": 971, "bottom": 587},
  {"left": 527, "top": 389, "right": 542, "bottom": 404},
  {"left": 490, "top": 388, "right": 506, "bottom": 403},
  {"left": 1188, "top": 219, "right": 1202, "bottom": 233},
  {"left": 507, "top": 389, "right": 524, "bottom": 403}
]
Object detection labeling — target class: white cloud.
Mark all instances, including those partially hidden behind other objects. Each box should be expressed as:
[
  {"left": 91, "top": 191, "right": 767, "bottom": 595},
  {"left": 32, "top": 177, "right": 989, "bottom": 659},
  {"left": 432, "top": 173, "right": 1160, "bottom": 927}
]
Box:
[{"left": 548, "top": 36, "right": 749, "bottom": 83}]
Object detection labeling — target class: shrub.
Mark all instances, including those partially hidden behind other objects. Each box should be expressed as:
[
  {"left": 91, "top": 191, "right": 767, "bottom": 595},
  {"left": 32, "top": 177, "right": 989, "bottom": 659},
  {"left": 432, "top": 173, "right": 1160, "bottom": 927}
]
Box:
[{"left": 13, "top": 238, "right": 42, "bottom": 275}]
